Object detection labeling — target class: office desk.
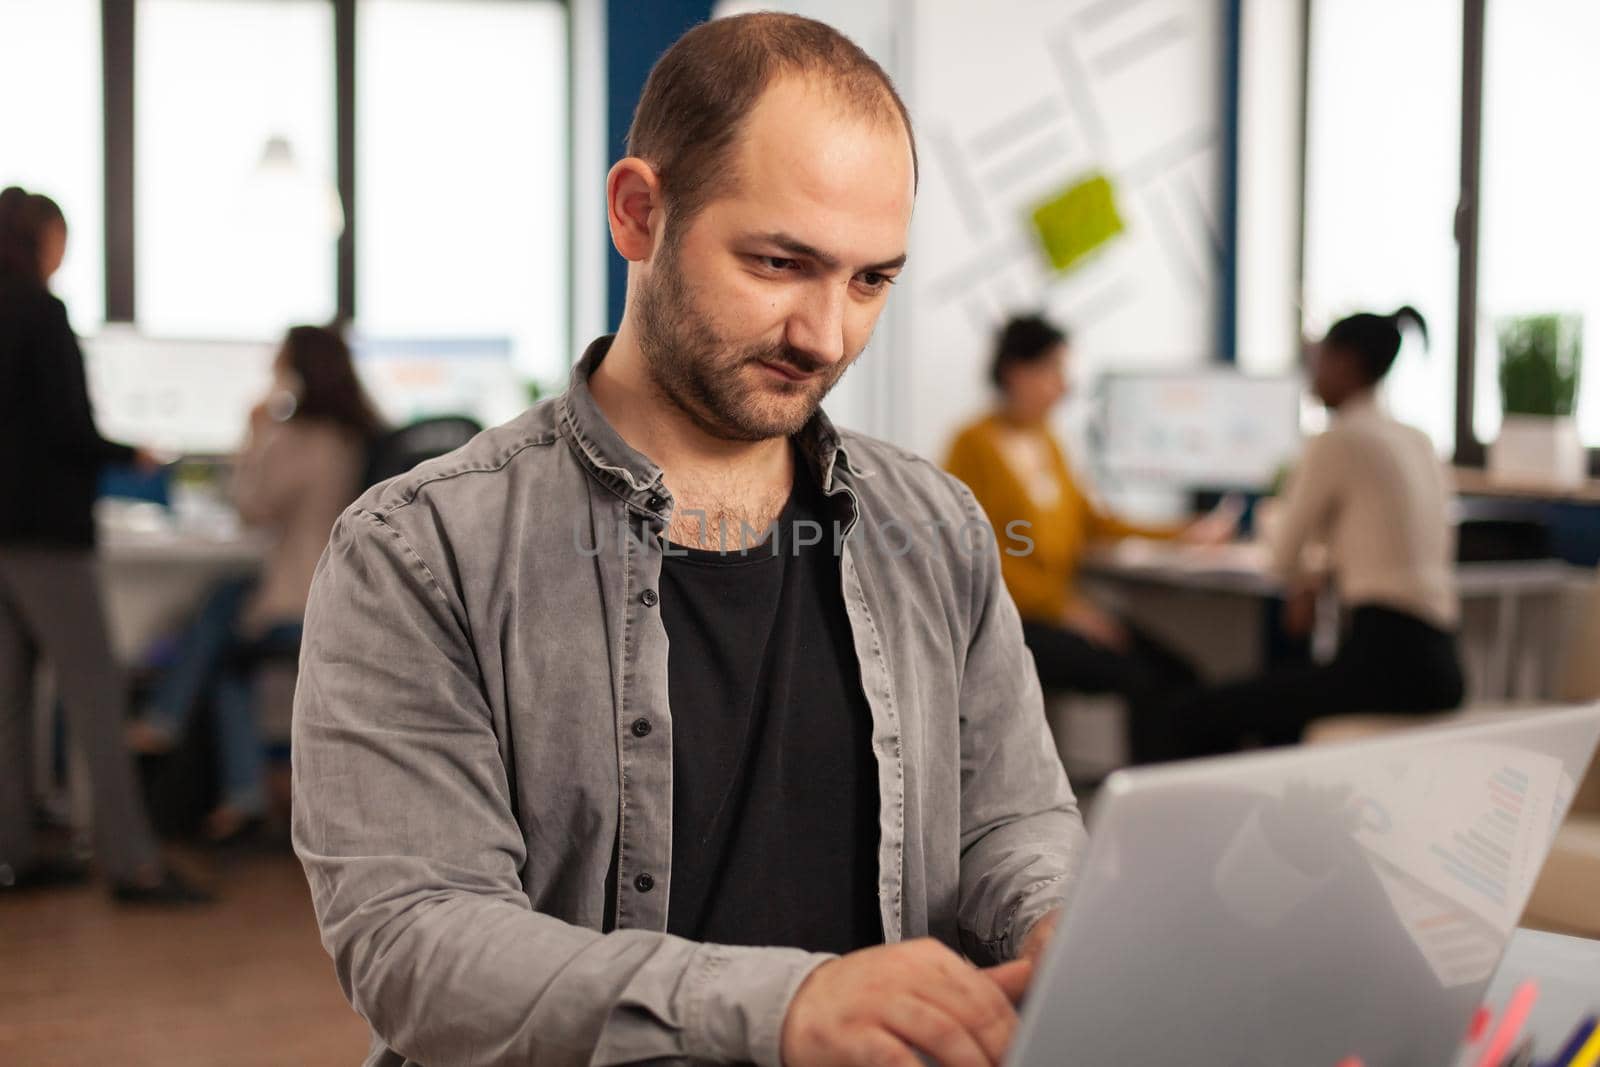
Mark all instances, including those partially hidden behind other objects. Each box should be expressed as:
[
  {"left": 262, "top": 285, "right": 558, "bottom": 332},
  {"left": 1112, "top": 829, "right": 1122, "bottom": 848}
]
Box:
[
  {"left": 97, "top": 512, "right": 266, "bottom": 662},
  {"left": 1079, "top": 543, "right": 1590, "bottom": 702},
  {"left": 1454, "top": 928, "right": 1600, "bottom": 1065}
]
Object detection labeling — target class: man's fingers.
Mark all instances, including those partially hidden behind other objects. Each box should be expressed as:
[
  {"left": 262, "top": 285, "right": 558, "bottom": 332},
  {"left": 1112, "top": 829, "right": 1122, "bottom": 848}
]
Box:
[
  {"left": 983, "top": 959, "right": 1034, "bottom": 1004},
  {"left": 783, "top": 942, "right": 1031, "bottom": 1067},
  {"left": 880, "top": 997, "right": 993, "bottom": 1067},
  {"left": 851, "top": 1027, "right": 925, "bottom": 1067},
  {"left": 921, "top": 956, "right": 1020, "bottom": 1063}
]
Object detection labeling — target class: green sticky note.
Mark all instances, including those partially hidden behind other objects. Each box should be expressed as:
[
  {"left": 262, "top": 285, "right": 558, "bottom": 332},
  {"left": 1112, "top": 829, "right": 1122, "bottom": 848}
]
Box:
[{"left": 1031, "top": 173, "right": 1125, "bottom": 273}]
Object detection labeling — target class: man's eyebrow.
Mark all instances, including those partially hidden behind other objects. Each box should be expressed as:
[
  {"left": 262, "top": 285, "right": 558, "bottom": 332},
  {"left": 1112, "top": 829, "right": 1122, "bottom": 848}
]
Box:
[
  {"left": 756, "top": 232, "right": 908, "bottom": 274},
  {"left": 862, "top": 252, "right": 909, "bottom": 273}
]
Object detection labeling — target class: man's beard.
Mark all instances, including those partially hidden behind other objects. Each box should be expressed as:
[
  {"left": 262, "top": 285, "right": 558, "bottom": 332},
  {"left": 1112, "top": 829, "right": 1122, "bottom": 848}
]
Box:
[{"left": 634, "top": 236, "right": 853, "bottom": 442}]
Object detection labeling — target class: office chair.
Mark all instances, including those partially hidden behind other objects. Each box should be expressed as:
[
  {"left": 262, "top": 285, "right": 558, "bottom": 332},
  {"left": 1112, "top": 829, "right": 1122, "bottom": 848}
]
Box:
[
  {"left": 1456, "top": 497, "right": 1554, "bottom": 562},
  {"left": 363, "top": 415, "right": 484, "bottom": 488}
]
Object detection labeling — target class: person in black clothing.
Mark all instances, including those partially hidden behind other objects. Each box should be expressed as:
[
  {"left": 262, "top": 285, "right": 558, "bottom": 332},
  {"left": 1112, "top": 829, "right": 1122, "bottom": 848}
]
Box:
[{"left": 0, "top": 186, "right": 207, "bottom": 903}]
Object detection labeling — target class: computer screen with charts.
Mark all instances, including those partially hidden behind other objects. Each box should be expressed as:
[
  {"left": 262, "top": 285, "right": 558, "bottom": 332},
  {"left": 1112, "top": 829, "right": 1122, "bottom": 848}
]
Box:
[
  {"left": 83, "top": 329, "right": 530, "bottom": 456},
  {"left": 1094, "top": 370, "right": 1304, "bottom": 492},
  {"left": 83, "top": 327, "right": 277, "bottom": 456}
]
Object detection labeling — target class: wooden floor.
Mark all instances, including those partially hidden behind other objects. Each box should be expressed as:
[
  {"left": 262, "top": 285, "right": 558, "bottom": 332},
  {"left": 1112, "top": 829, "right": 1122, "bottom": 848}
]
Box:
[{"left": 0, "top": 849, "right": 370, "bottom": 1066}]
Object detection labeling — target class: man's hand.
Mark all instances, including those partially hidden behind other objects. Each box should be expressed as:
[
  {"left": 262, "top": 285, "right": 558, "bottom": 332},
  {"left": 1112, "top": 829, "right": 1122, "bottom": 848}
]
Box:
[
  {"left": 781, "top": 938, "right": 1033, "bottom": 1067},
  {"left": 1019, "top": 909, "right": 1061, "bottom": 967}
]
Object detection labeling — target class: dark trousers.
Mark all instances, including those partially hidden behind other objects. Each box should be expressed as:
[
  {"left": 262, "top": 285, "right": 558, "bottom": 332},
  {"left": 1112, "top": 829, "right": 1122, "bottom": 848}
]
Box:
[
  {"left": 0, "top": 548, "right": 160, "bottom": 880},
  {"left": 1021, "top": 620, "right": 1198, "bottom": 765},
  {"left": 145, "top": 577, "right": 301, "bottom": 814},
  {"left": 1177, "top": 604, "right": 1466, "bottom": 757}
]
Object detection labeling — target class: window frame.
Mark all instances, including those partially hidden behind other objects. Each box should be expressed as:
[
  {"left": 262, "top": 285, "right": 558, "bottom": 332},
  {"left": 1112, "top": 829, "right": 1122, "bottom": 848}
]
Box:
[
  {"left": 1295, "top": 0, "right": 1599, "bottom": 474},
  {"left": 98, "top": 0, "right": 573, "bottom": 363}
]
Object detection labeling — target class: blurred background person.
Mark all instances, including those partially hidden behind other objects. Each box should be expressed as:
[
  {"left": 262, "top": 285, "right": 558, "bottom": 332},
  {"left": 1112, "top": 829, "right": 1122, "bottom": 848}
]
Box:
[
  {"left": 127, "top": 324, "right": 381, "bottom": 842},
  {"left": 1178, "top": 307, "right": 1464, "bottom": 755},
  {"left": 0, "top": 186, "right": 205, "bottom": 903},
  {"left": 946, "top": 314, "right": 1230, "bottom": 765}
]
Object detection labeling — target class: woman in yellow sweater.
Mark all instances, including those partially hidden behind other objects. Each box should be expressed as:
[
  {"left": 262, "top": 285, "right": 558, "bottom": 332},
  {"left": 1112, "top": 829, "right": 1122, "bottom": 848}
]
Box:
[{"left": 946, "top": 315, "right": 1205, "bottom": 764}]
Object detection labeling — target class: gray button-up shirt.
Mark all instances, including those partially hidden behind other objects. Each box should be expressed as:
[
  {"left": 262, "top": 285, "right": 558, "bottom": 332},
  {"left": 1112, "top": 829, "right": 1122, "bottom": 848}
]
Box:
[{"left": 292, "top": 339, "right": 1086, "bottom": 1067}]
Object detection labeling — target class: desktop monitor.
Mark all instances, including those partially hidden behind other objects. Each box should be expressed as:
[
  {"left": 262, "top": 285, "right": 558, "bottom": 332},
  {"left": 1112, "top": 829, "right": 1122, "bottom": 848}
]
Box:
[
  {"left": 351, "top": 336, "right": 529, "bottom": 431},
  {"left": 82, "top": 329, "right": 532, "bottom": 458},
  {"left": 1093, "top": 370, "right": 1304, "bottom": 492},
  {"left": 83, "top": 327, "right": 277, "bottom": 456}
]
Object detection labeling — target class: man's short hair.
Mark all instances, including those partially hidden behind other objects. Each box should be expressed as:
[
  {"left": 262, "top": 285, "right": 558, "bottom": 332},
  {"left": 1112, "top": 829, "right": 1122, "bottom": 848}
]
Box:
[{"left": 625, "top": 13, "right": 918, "bottom": 229}]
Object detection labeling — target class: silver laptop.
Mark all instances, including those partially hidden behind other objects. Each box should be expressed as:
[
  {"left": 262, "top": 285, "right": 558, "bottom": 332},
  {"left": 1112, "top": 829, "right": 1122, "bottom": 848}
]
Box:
[{"left": 1010, "top": 705, "right": 1600, "bottom": 1067}]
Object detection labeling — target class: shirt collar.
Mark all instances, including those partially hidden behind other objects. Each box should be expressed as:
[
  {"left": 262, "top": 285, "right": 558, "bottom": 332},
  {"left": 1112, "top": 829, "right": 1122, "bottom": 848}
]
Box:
[{"left": 557, "top": 335, "right": 857, "bottom": 520}]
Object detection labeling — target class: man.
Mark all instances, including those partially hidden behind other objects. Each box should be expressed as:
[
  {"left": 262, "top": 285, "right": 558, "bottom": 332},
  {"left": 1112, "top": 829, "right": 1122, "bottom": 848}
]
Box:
[{"left": 293, "top": 14, "right": 1084, "bottom": 1067}]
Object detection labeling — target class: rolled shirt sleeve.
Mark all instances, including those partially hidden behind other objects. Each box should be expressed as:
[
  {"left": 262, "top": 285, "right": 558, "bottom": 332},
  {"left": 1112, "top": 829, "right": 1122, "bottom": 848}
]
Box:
[{"left": 292, "top": 508, "right": 831, "bottom": 1066}]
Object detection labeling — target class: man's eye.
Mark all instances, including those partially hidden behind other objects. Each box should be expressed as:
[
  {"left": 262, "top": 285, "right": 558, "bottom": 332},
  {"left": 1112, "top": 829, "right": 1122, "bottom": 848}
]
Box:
[
  {"left": 763, "top": 256, "right": 799, "bottom": 272},
  {"left": 859, "top": 272, "right": 896, "bottom": 290}
]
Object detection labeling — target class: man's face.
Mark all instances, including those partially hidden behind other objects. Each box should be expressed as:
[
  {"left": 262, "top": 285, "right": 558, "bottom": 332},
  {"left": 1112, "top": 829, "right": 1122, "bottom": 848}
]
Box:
[{"left": 634, "top": 76, "right": 915, "bottom": 441}]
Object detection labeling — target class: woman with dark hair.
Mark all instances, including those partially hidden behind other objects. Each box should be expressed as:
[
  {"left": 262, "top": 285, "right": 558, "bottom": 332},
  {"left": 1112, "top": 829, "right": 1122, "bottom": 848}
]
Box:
[
  {"left": 0, "top": 187, "right": 205, "bottom": 902},
  {"left": 1177, "top": 306, "right": 1464, "bottom": 754},
  {"left": 945, "top": 314, "right": 1225, "bottom": 765},
  {"left": 127, "top": 323, "right": 380, "bottom": 840}
]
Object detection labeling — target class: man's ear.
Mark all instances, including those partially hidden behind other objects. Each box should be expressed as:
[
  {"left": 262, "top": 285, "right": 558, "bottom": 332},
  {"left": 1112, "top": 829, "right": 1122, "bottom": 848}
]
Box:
[{"left": 607, "top": 157, "right": 663, "bottom": 263}]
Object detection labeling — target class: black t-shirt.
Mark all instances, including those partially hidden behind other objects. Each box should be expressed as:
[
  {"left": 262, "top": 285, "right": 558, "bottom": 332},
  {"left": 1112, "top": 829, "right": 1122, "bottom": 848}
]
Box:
[{"left": 659, "top": 463, "right": 882, "bottom": 954}]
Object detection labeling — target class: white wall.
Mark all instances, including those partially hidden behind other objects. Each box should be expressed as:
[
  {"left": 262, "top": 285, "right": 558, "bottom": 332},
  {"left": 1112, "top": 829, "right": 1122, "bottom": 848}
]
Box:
[
  {"left": 901, "top": 0, "right": 1226, "bottom": 477},
  {"left": 719, "top": 0, "right": 1229, "bottom": 488},
  {"left": 1235, "top": 0, "right": 1304, "bottom": 377}
]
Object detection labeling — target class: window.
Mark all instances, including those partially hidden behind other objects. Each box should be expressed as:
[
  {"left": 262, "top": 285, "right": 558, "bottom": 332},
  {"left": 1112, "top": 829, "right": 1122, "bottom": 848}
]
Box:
[
  {"left": 1477, "top": 0, "right": 1600, "bottom": 446},
  {"left": 135, "top": 0, "right": 338, "bottom": 338},
  {"left": 356, "top": 0, "right": 569, "bottom": 386},
  {"left": 1302, "top": 0, "right": 1462, "bottom": 455},
  {"left": 0, "top": 0, "right": 104, "bottom": 332},
  {"left": 1293, "top": 0, "right": 1600, "bottom": 465}
]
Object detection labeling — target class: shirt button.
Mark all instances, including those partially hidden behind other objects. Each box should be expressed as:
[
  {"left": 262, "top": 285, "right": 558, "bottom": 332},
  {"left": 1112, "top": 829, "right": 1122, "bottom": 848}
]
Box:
[
  {"left": 640, "top": 588, "right": 659, "bottom": 607},
  {"left": 630, "top": 717, "right": 652, "bottom": 738},
  {"left": 634, "top": 872, "right": 655, "bottom": 893}
]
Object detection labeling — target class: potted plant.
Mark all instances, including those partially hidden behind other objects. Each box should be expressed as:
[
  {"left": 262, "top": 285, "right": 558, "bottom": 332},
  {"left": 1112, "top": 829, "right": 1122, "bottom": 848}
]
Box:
[{"left": 1489, "top": 313, "right": 1585, "bottom": 487}]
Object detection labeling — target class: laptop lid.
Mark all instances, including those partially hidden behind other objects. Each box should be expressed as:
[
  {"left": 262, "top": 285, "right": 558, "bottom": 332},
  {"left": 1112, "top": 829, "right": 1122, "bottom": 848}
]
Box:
[{"left": 1009, "top": 705, "right": 1600, "bottom": 1067}]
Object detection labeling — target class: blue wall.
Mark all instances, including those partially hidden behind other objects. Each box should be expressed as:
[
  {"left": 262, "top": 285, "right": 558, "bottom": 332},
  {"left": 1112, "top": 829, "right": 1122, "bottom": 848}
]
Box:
[{"left": 605, "top": 0, "right": 714, "bottom": 331}]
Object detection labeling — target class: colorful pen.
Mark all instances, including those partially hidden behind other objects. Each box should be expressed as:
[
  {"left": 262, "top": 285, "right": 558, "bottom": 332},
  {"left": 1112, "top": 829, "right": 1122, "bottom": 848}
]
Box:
[
  {"left": 1548, "top": 1016, "right": 1597, "bottom": 1067},
  {"left": 1474, "top": 980, "right": 1539, "bottom": 1067},
  {"left": 1569, "top": 1020, "right": 1600, "bottom": 1067}
]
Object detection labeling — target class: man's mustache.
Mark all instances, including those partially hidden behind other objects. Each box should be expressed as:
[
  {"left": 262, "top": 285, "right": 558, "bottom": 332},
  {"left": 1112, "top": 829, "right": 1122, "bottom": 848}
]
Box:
[{"left": 741, "top": 344, "right": 839, "bottom": 379}]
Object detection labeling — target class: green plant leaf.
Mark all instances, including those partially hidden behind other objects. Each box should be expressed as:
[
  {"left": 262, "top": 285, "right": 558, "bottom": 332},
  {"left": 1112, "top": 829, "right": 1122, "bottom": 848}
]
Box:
[{"left": 1497, "top": 312, "right": 1583, "bottom": 417}]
